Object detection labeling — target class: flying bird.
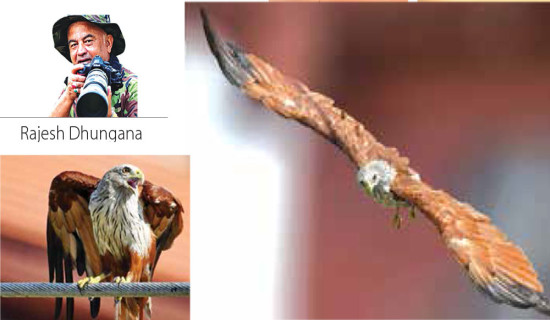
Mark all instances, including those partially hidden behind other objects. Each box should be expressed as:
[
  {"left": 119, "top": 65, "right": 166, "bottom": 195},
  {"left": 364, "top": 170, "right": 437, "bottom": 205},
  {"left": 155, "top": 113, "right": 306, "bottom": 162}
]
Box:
[
  {"left": 201, "top": 10, "right": 550, "bottom": 316},
  {"left": 47, "top": 164, "right": 184, "bottom": 320}
]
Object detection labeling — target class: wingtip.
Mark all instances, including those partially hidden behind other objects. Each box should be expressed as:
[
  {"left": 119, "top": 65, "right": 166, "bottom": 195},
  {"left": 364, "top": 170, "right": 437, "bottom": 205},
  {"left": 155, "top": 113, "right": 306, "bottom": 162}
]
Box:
[
  {"left": 534, "top": 294, "right": 550, "bottom": 316},
  {"left": 54, "top": 297, "right": 62, "bottom": 320},
  {"left": 478, "top": 278, "right": 550, "bottom": 317},
  {"left": 47, "top": 219, "right": 63, "bottom": 319},
  {"left": 90, "top": 297, "right": 101, "bottom": 318},
  {"left": 66, "top": 297, "right": 74, "bottom": 320},
  {"left": 200, "top": 9, "right": 255, "bottom": 88},
  {"left": 199, "top": 7, "right": 208, "bottom": 25},
  {"left": 46, "top": 221, "right": 56, "bottom": 282}
]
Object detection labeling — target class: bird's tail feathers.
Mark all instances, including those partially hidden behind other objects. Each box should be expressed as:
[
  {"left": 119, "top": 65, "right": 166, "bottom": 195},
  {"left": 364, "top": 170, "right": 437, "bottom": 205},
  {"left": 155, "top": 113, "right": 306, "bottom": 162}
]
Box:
[
  {"left": 145, "top": 297, "right": 152, "bottom": 319},
  {"left": 118, "top": 297, "right": 147, "bottom": 320}
]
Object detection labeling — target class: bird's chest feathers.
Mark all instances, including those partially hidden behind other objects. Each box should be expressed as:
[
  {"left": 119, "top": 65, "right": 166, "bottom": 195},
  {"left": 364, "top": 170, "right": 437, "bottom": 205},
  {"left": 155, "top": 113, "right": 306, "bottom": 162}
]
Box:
[{"left": 90, "top": 188, "right": 152, "bottom": 261}]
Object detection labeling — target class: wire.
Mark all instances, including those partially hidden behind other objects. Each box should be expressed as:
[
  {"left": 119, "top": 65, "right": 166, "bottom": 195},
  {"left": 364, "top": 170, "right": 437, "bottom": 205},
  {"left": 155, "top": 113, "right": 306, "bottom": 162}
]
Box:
[{"left": 0, "top": 282, "right": 190, "bottom": 298}]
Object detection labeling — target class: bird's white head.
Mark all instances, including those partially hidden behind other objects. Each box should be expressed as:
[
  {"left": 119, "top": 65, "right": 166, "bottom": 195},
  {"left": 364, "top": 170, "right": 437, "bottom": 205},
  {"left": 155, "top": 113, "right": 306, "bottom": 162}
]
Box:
[
  {"left": 357, "top": 160, "right": 396, "bottom": 202},
  {"left": 104, "top": 164, "right": 145, "bottom": 191}
]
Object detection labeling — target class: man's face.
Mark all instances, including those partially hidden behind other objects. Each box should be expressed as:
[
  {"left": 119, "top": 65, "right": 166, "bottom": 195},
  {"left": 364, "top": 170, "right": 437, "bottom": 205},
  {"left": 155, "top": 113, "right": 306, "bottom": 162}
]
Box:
[{"left": 67, "top": 21, "right": 113, "bottom": 65}]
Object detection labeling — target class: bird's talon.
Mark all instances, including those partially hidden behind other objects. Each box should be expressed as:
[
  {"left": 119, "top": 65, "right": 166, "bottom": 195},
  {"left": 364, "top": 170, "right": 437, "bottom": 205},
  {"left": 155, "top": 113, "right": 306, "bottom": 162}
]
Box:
[
  {"left": 113, "top": 276, "right": 127, "bottom": 303},
  {"left": 409, "top": 206, "right": 416, "bottom": 219},
  {"left": 113, "top": 276, "right": 128, "bottom": 285},
  {"left": 113, "top": 277, "right": 128, "bottom": 304},
  {"left": 77, "top": 274, "right": 107, "bottom": 291},
  {"left": 392, "top": 213, "right": 403, "bottom": 229},
  {"left": 77, "top": 277, "right": 91, "bottom": 290}
]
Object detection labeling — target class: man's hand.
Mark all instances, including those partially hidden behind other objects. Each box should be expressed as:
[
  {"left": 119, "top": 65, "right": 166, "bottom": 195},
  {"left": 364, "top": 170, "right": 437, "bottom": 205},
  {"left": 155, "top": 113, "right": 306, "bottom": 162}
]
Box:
[
  {"left": 50, "top": 64, "right": 86, "bottom": 117},
  {"left": 65, "top": 64, "right": 86, "bottom": 101},
  {"left": 51, "top": 65, "right": 115, "bottom": 117}
]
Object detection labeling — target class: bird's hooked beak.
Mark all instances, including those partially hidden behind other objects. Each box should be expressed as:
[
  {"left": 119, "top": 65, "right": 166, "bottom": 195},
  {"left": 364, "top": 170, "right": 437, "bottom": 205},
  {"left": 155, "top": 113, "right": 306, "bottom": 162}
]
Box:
[
  {"left": 360, "top": 180, "right": 373, "bottom": 197},
  {"left": 127, "top": 170, "right": 144, "bottom": 189},
  {"left": 371, "top": 184, "right": 385, "bottom": 201},
  {"left": 359, "top": 180, "right": 385, "bottom": 204}
]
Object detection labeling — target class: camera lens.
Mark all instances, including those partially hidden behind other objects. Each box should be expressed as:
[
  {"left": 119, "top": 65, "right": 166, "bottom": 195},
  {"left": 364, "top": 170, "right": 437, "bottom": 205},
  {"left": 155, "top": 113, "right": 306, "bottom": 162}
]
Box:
[{"left": 76, "top": 68, "right": 109, "bottom": 117}]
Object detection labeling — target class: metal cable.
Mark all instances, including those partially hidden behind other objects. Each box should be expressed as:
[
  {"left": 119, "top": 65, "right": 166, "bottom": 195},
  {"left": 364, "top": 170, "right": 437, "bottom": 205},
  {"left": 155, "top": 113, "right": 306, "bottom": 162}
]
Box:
[{"left": 0, "top": 282, "right": 190, "bottom": 298}]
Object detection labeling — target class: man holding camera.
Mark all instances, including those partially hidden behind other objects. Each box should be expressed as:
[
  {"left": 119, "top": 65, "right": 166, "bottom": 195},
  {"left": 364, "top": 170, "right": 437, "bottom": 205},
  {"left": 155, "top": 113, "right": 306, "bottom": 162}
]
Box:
[{"left": 51, "top": 15, "right": 138, "bottom": 117}]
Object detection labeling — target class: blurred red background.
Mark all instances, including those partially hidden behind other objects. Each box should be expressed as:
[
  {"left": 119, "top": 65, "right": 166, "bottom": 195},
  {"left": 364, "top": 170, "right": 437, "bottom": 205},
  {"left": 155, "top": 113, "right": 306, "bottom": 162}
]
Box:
[
  {"left": 0, "top": 156, "right": 190, "bottom": 320},
  {"left": 187, "top": 4, "right": 550, "bottom": 318}
]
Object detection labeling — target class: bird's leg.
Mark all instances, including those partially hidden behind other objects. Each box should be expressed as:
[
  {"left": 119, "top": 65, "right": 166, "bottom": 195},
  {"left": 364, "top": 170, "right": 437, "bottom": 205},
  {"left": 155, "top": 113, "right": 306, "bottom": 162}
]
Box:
[
  {"left": 409, "top": 205, "right": 416, "bottom": 219},
  {"left": 113, "top": 276, "right": 129, "bottom": 305},
  {"left": 113, "top": 275, "right": 130, "bottom": 285},
  {"left": 77, "top": 273, "right": 110, "bottom": 290},
  {"left": 392, "top": 207, "right": 403, "bottom": 229}
]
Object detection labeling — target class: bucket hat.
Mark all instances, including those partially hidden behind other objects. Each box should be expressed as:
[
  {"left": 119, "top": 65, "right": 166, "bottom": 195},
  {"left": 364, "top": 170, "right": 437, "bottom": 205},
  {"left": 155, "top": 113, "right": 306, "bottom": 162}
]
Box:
[{"left": 53, "top": 14, "right": 125, "bottom": 62}]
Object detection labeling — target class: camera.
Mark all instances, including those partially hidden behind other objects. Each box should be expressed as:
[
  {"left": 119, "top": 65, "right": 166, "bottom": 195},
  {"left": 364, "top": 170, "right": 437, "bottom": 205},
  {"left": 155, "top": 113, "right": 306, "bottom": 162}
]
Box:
[{"left": 76, "top": 55, "right": 123, "bottom": 117}]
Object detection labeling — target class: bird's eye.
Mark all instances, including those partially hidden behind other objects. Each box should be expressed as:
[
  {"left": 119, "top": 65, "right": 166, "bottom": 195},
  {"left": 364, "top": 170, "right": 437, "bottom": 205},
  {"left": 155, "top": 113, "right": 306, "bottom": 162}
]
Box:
[
  {"left": 371, "top": 174, "right": 378, "bottom": 183},
  {"left": 122, "top": 167, "right": 131, "bottom": 174}
]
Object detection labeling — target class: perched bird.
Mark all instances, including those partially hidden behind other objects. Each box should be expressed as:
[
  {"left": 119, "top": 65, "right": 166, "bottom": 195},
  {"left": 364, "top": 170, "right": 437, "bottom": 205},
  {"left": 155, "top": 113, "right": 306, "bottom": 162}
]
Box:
[
  {"left": 47, "top": 164, "right": 184, "bottom": 320},
  {"left": 201, "top": 10, "right": 550, "bottom": 316}
]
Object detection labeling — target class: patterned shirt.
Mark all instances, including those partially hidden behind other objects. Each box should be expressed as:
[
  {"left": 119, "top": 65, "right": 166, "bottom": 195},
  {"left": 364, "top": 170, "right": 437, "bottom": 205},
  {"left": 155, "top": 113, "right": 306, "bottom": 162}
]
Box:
[{"left": 66, "top": 66, "right": 138, "bottom": 117}]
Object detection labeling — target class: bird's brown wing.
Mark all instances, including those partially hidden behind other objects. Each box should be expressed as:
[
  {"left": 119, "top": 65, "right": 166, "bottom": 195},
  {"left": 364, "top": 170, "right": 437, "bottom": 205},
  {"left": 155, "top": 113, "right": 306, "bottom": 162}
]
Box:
[
  {"left": 119, "top": 182, "right": 184, "bottom": 320},
  {"left": 140, "top": 181, "right": 184, "bottom": 274},
  {"left": 201, "top": 9, "right": 408, "bottom": 170},
  {"left": 47, "top": 171, "right": 102, "bottom": 320},
  {"left": 202, "top": 11, "right": 550, "bottom": 316},
  {"left": 392, "top": 175, "right": 550, "bottom": 314}
]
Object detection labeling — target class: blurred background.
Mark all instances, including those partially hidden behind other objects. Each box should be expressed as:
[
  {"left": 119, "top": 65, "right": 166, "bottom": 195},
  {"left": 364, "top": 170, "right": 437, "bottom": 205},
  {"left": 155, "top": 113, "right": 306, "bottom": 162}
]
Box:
[
  {"left": 0, "top": 156, "right": 190, "bottom": 319},
  {"left": 187, "top": 3, "right": 550, "bottom": 319}
]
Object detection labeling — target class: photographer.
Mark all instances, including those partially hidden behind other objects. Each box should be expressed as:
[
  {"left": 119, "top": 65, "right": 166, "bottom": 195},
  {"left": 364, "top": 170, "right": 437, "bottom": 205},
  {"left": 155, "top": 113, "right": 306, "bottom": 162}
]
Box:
[{"left": 51, "top": 15, "right": 138, "bottom": 117}]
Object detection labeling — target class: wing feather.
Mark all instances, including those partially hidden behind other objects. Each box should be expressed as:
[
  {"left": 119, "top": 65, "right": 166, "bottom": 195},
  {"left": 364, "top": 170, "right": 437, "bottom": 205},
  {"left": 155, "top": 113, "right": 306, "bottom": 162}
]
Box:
[
  {"left": 47, "top": 171, "right": 102, "bottom": 320},
  {"left": 140, "top": 181, "right": 184, "bottom": 273},
  {"left": 392, "top": 175, "right": 550, "bottom": 315},
  {"left": 47, "top": 170, "right": 183, "bottom": 319},
  {"left": 202, "top": 10, "right": 550, "bottom": 316}
]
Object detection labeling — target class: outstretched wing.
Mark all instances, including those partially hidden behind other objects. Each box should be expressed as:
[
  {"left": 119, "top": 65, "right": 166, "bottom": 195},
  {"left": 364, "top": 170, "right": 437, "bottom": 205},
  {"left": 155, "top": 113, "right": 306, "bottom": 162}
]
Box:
[
  {"left": 47, "top": 171, "right": 102, "bottom": 320},
  {"left": 392, "top": 175, "right": 550, "bottom": 315},
  {"left": 201, "top": 11, "right": 550, "bottom": 316},
  {"left": 140, "top": 181, "right": 184, "bottom": 274}
]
